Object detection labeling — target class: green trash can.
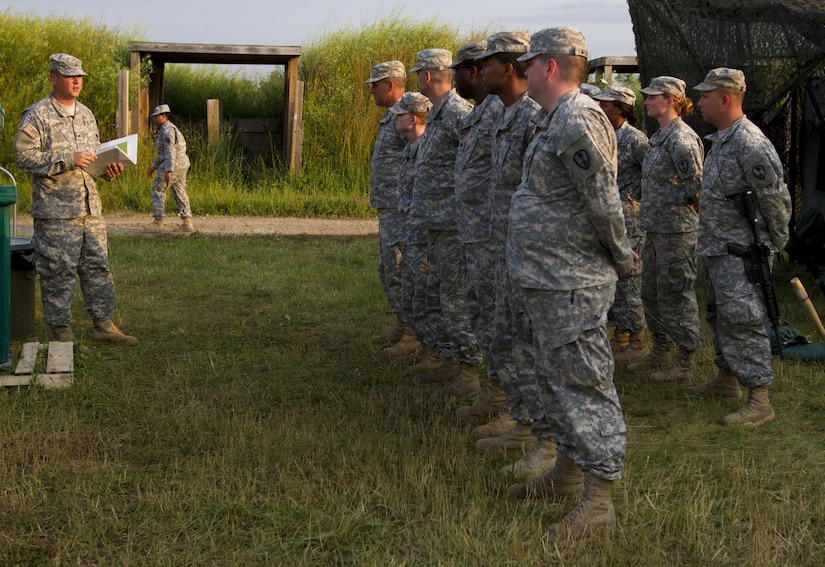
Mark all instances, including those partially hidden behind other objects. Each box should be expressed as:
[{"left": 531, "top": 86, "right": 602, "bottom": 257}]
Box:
[
  {"left": 10, "top": 237, "right": 34, "bottom": 339},
  {"left": 0, "top": 176, "right": 17, "bottom": 366}
]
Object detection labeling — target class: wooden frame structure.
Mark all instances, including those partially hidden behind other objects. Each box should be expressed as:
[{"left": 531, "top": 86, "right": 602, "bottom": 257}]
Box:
[
  {"left": 588, "top": 56, "right": 639, "bottom": 84},
  {"left": 128, "top": 42, "right": 303, "bottom": 170}
]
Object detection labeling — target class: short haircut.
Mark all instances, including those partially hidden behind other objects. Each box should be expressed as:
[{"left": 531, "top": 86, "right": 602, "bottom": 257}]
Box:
[{"left": 492, "top": 52, "right": 528, "bottom": 78}]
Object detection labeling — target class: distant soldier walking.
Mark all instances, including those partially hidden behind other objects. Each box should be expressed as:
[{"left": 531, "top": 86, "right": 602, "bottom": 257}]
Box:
[{"left": 147, "top": 104, "right": 195, "bottom": 232}]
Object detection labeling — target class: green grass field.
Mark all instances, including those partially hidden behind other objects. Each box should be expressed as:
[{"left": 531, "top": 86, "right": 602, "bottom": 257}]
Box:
[{"left": 1, "top": 233, "right": 824, "bottom": 565}]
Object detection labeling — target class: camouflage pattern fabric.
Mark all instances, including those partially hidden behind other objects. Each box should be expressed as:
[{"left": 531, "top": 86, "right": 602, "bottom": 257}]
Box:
[
  {"left": 640, "top": 231, "right": 701, "bottom": 350},
  {"left": 151, "top": 120, "right": 192, "bottom": 219},
  {"left": 377, "top": 208, "right": 405, "bottom": 316},
  {"left": 464, "top": 240, "right": 497, "bottom": 376},
  {"left": 455, "top": 94, "right": 503, "bottom": 244},
  {"left": 15, "top": 94, "right": 119, "bottom": 327},
  {"left": 509, "top": 89, "right": 632, "bottom": 477},
  {"left": 411, "top": 89, "right": 473, "bottom": 230},
  {"left": 639, "top": 116, "right": 702, "bottom": 234},
  {"left": 32, "top": 216, "right": 115, "bottom": 326},
  {"left": 425, "top": 230, "right": 482, "bottom": 364},
  {"left": 526, "top": 283, "right": 626, "bottom": 479},
  {"left": 699, "top": 115, "right": 792, "bottom": 386},
  {"left": 609, "top": 121, "right": 649, "bottom": 333},
  {"left": 488, "top": 92, "right": 542, "bottom": 423},
  {"left": 15, "top": 95, "right": 102, "bottom": 219}
]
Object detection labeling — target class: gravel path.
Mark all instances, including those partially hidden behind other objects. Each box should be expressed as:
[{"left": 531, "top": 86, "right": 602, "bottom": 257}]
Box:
[{"left": 12, "top": 213, "right": 378, "bottom": 238}]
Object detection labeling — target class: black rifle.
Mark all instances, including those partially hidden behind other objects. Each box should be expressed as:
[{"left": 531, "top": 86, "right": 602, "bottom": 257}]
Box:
[{"left": 726, "top": 190, "right": 784, "bottom": 359}]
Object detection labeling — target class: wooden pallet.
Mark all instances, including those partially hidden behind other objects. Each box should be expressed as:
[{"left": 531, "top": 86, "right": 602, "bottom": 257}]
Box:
[{"left": 1, "top": 341, "right": 74, "bottom": 389}]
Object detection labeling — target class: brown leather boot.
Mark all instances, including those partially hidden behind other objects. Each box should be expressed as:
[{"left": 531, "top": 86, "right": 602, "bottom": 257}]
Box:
[
  {"left": 475, "top": 422, "right": 535, "bottom": 455},
  {"left": 547, "top": 473, "right": 617, "bottom": 538},
  {"left": 613, "top": 329, "right": 650, "bottom": 366},
  {"left": 91, "top": 319, "right": 138, "bottom": 346},
  {"left": 405, "top": 349, "right": 444, "bottom": 376},
  {"left": 51, "top": 325, "right": 74, "bottom": 342},
  {"left": 470, "top": 410, "right": 517, "bottom": 442},
  {"left": 371, "top": 316, "right": 405, "bottom": 345},
  {"left": 687, "top": 368, "right": 742, "bottom": 401},
  {"left": 650, "top": 347, "right": 696, "bottom": 383},
  {"left": 413, "top": 357, "right": 459, "bottom": 385},
  {"left": 610, "top": 330, "right": 629, "bottom": 354},
  {"left": 507, "top": 451, "right": 583, "bottom": 501},
  {"left": 177, "top": 217, "right": 196, "bottom": 232},
  {"left": 432, "top": 363, "right": 480, "bottom": 398},
  {"left": 626, "top": 340, "right": 672, "bottom": 373},
  {"left": 722, "top": 386, "right": 775, "bottom": 428},
  {"left": 500, "top": 437, "right": 557, "bottom": 481},
  {"left": 381, "top": 333, "right": 422, "bottom": 359},
  {"left": 456, "top": 380, "right": 506, "bottom": 420}
]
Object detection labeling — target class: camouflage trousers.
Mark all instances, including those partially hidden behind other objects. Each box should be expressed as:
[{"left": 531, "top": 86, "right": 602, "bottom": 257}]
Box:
[
  {"left": 464, "top": 240, "right": 497, "bottom": 378},
  {"left": 701, "top": 254, "right": 774, "bottom": 388},
  {"left": 524, "top": 283, "right": 626, "bottom": 480},
  {"left": 641, "top": 231, "right": 701, "bottom": 351},
  {"left": 152, "top": 167, "right": 192, "bottom": 219},
  {"left": 33, "top": 216, "right": 116, "bottom": 326},
  {"left": 376, "top": 208, "right": 405, "bottom": 317},
  {"left": 491, "top": 248, "right": 541, "bottom": 425},
  {"left": 608, "top": 232, "right": 646, "bottom": 333},
  {"left": 399, "top": 242, "right": 429, "bottom": 343},
  {"left": 424, "top": 230, "right": 482, "bottom": 364}
]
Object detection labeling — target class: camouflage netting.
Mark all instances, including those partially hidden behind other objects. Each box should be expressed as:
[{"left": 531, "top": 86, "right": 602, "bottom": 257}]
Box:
[{"left": 628, "top": 0, "right": 825, "bottom": 141}]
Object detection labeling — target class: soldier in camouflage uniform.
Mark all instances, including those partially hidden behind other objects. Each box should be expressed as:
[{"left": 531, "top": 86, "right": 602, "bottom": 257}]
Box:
[
  {"left": 14, "top": 54, "right": 137, "bottom": 345},
  {"left": 504, "top": 28, "right": 636, "bottom": 539},
  {"left": 593, "top": 85, "right": 650, "bottom": 365},
  {"left": 472, "top": 32, "right": 553, "bottom": 479},
  {"left": 406, "top": 48, "right": 481, "bottom": 396},
  {"left": 450, "top": 40, "right": 504, "bottom": 402},
  {"left": 364, "top": 61, "right": 410, "bottom": 348},
  {"left": 146, "top": 104, "right": 194, "bottom": 232},
  {"left": 382, "top": 93, "right": 433, "bottom": 359},
  {"left": 628, "top": 76, "right": 703, "bottom": 383},
  {"left": 691, "top": 68, "right": 792, "bottom": 427}
]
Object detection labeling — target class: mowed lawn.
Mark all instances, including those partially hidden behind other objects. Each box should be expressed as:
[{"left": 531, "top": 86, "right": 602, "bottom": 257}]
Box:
[{"left": 1, "top": 233, "right": 823, "bottom": 565}]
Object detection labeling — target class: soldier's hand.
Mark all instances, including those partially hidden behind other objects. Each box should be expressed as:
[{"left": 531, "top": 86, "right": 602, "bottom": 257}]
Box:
[
  {"left": 73, "top": 151, "right": 97, "bottom": 168},
  {"left": 104, "top": 162, "right": 124, "bottom": 180},
  {"left": 147, "top": 167, "right": 155, "bottom": 178},
  {"left": 618, "top": 250, "right": 640, "bottom": 277},
  {"left": 164, "top": 171, "right": 171, "bottom": 185}
]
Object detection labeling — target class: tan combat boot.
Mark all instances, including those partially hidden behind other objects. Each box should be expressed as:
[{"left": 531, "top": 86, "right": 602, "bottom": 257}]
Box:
[
  {"left": 405, "top": 348, "right": 444, "bottom": 376},
  {"left": 51, "top": 325, "right": 74, "bottom": 342},
  {"left": 547, "top": 472, "right": 617, "bottom": 538},
  {"left": 475, "top": 422, "right": 535, "bottom": 455},
  {"left": 507, "top": 452, "right": 584, "bottom": 501},
  {"left": 650, "top": 347, "right": 696, "bottom": 383},
  {"left": 456, "top": 381, "right": 506, "bottom": 420},
  {"left": 626, "top": 340, "right": 672, "bottom": 373},
  {"left": 381, "top": 332, "right": 422, "bottom": 359},
  {"left": 371, "top": 316, "right": 405, "bottom": 345},
  {"left": 722, "top": 386, "right": 775, "bottom": 428},
  {"left": 687, "top": 368, "right": 742, "bottom": 401},
  {"left": 613, "top": 329, "right": 650, "bottom": 366},
  {"left": 470, "top": 409, "right": 517, "bottom": 442},
  {"left": 413, "top": 357, "right": 459, "bottom": 385},
  {"left": 91, "top": 319, "right": 138, "bottom": 346},
  {"left": 610, "top": 330, "right": 629, "bottom": 354},
  {"left": 178, "top": 217, "right": 196, "bottom": 232},
  {"left": 432, "top": 363, "right": 480, "bottom": 398},
  {"left": 144, "top": 217, "right": 164, "bottom": 231},
  {"left": 501, "top": 437, "right": 557, "bottom": 481}
]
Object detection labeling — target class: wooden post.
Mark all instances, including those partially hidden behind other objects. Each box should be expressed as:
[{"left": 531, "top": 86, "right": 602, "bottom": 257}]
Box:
[
  {"left": 130, "top": 51, "right": 142, "bottom": 135},
  {"left": 117, "top": 70, "right": 130, "bottom": 136},
  {"left": 207, "top": 99, "right": 223, "bottom": 150},
  {"left": 290, "top": 80, "right": 304, "bottom": 169},
  {"left": 284, "top": 56, "right": 300, "bottom": 171}
]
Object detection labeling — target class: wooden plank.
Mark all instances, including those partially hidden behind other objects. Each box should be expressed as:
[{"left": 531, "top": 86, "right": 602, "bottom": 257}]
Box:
[
  {"left": 0, "top": 375, "right": 33, "bottom": 387},
  {"left": 36, "top": 374, "right": 74, "bottom": 390},
  {"left": 14, "top": 342, "right": 40, "bottom": 375},
  {"left": 45, "top": 341, "right": 73, "bottom": 374}
]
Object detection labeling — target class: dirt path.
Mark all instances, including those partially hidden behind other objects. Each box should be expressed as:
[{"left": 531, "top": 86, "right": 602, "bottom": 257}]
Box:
[{"left": 12, "top": 213, "right": 378, "bottom": 238}]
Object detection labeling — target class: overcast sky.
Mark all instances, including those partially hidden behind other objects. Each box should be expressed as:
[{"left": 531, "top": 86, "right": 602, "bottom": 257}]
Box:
[{"left": 7, "top": 0, "right": 637, "bottom": 60}]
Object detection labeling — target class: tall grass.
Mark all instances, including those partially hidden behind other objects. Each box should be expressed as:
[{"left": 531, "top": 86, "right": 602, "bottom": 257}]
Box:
[{"left": 0, "top": 234, "right": 823, "bottom": 564}]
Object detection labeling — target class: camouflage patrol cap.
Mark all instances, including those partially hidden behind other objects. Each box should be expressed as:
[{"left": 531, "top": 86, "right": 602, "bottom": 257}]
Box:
[
  {"left": 693, "top": 67, "right": 747, "bottom": 93},
  {"left": 517, "top": 27, "right": 588, "bottom": 62},
  {"left": 409, "top": 49, "right": 453, "bottom": 72},
  {"left": 364, "top": 60, "right": 407, "bottom": 84},
  {"left": 449, "top": 40, "right": 487, "bottom": 69},
  {"left": 593, "top": 85, "right": 636, "bottom": 106},
  {"left": 151, "top": 104, "right": 172, "bottom": 117},
  {"left": 580, "top": 83, "right": 601, "bottom": 97},
  {"left": 478, "top": 31, "right": 532, "bottom": 60},
  {"left": 389, "top": 92, "right": 432, "bottom": 115},
  {"left": 641, "top": 76, "right": 686, "bottom": 98},
  {"left": 49, "top": 53, "right": 87, "bottom": 77}
]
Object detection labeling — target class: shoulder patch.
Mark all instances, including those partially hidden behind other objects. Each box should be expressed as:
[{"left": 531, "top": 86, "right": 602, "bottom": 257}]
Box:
[
  {"left": 21, "top": 124, "right": 38, "bottom": 139},
  {"left": 560, "top": 133, "right": 607, "bottom": 183},
  {"left": 743, "top": 147, "right": 779, "bottom": 189}
]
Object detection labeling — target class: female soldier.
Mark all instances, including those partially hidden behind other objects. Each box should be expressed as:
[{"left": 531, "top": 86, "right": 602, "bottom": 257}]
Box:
[
  {"left": 628, "top": 77, "right": 703, "bottom": 383},
  {"left": 146, "top": 104, "right": 194, "bottom": 232}
]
